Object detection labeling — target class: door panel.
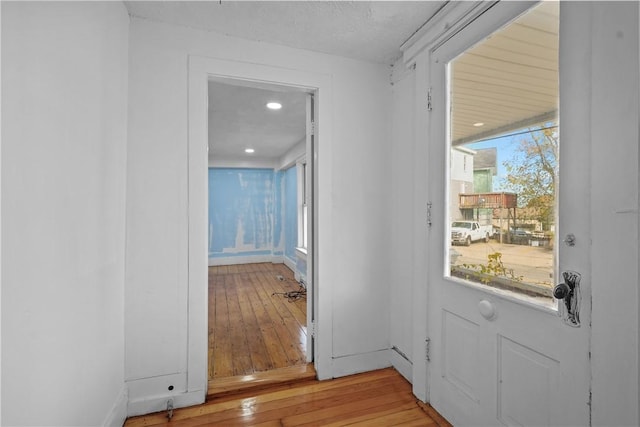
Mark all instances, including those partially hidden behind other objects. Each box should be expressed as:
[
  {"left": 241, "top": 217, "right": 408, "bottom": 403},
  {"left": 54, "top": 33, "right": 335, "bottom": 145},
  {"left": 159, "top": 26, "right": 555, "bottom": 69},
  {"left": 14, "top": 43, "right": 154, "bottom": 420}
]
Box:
[
  {"left": 498, "top": 335, "right": 559, "bottom": 427},
  {"left": 427, "top": 3, "right": 591, "bottom": 426},
  {"left": 442, "top": 310, "right": 480, "bottom": 403}
]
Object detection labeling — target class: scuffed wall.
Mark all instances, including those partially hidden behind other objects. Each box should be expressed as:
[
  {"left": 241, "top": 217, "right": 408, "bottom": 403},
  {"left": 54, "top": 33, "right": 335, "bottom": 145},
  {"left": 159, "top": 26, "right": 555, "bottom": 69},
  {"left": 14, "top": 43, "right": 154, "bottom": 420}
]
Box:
[
  {"left": 208, "top": 167, "right": 299, "bottom": 266},
  {"left": 284, "top": 166, "right": 298, "bottom": 263},
  {"left": 208, "top": 168, "right": 279, "bottom": 260}
]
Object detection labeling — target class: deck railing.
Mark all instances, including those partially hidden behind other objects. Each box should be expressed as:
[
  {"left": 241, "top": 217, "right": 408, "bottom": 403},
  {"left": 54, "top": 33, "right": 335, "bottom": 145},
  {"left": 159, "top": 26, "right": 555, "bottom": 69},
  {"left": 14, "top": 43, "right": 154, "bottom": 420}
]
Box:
[{"left": 459, "top": 192, "right": 517, "bottom": 209}]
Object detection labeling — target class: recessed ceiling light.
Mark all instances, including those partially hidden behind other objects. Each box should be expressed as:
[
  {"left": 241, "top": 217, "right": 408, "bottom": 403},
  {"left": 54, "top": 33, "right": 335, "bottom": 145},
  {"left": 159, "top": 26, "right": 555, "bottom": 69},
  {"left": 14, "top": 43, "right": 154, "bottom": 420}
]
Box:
[
  {"left": 245, "top": 148, "right": 255, "bottom": 154},
  {"left": 473, "top": 122, "right": 485, "bottom": 127},
  {"left": 266, "top": 102, "right": 282, "bottom": 110}
]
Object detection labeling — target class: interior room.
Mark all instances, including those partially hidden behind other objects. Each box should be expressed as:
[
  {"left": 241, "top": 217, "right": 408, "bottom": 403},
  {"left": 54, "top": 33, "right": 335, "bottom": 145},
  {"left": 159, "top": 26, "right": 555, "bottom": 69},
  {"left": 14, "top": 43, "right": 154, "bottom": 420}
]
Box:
[
  {"left": 2, "top": 1, "right": 639, "bottom": 426},
  {"left": 206, "top": 80, "right": 312, "bottom": 384}
]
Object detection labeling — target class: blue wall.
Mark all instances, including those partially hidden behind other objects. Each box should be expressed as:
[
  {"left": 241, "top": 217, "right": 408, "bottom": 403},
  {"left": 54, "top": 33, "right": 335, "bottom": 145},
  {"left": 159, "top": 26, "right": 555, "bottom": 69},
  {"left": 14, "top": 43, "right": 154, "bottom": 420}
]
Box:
[
  {"left": 273, "top": 170, "right": 284, "bottom": 255},
  {"left": 208, "top": 167, "right": 296, "bottom": 261},
  {"left": 284, "top": 166, "right": 298, "bottom": 262}
]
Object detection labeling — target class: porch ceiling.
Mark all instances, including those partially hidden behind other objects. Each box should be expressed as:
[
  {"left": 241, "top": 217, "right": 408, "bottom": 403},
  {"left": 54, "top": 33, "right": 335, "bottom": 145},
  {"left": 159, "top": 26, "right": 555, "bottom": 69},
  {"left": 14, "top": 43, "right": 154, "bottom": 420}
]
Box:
[{"left": 451, "top": 2, "right": 559, "bottom": 146}]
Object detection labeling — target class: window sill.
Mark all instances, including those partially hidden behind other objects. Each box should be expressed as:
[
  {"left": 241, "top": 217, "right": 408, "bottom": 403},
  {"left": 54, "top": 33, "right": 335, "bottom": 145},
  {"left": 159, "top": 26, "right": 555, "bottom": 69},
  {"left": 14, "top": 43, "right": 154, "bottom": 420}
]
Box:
[{"left": 295, "top": 247, "right": 307, "bottom": 260}]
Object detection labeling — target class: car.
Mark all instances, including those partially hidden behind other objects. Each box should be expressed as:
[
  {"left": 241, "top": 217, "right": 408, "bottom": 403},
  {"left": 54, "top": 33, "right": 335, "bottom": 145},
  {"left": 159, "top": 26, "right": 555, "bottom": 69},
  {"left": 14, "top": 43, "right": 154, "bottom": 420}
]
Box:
[
  {"left": 509, "top": 228, "right": 532, "bottom": 245},
  {"left": 511, "top": 228, "right": 532, "bottom": 237}
]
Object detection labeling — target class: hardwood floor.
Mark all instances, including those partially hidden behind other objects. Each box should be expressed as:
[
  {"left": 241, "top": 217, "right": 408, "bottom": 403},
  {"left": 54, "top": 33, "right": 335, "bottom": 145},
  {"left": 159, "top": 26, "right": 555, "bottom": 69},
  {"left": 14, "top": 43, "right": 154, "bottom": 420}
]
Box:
[
  {"left": 124, "top": 368, "right": 451, "bottom": 426},
  {"left": 125, "top": 263, "right": 453, "bottom": 426},
  {"left": 208, "top": 263, "right": 307, "bottom": 381}
]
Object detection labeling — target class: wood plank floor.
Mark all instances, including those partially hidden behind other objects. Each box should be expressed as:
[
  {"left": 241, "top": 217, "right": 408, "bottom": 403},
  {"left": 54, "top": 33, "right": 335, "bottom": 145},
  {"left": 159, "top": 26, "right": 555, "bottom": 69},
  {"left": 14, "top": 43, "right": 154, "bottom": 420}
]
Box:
[
  {"left": 209, "top": 263, "right": 307, "bottom": 381},
  {"left": 124, "top": 368, "right": 451, "bottom": 427}
]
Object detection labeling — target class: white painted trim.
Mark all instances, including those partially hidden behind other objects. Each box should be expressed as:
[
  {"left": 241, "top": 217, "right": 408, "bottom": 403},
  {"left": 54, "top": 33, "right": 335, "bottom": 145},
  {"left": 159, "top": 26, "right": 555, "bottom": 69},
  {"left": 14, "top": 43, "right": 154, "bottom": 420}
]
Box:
[
  {"left": 188, "top": 55, "right": 334, "bottom": 384},
  {"left": 126, "top": 389, "right": 204, "bottom": 418},
  {"left": 208, "top": 254, "right": 282, "bottom": 267},
  {"left": 283, "top": 254, "right": 296, "bottom": 273},
  {"left": 208, "top": 156, "right": 278, "bottom": 169},
  {"left": 401, "top": 1, "right": 500, "bottom": 66},
  {"left": 588, "top": 3, "right": 640, "bottom": 425},
  {"left": 295, "top": 247, "right": 307, "bottom": 259},
  {"left": 411, "top": 49, "right": 430, "bottom": 404},
  {"left": 127, "top": 372, "right": 187, "bottom": 401},
  {"left": 389, "top": 347, "right": 413, "bottom": 385},
  {"left": 0, "top": 3, "right": 3, "bottom": 422},
  {"left": 187, "top": 56, "right": 209, "bottom": 405},
  {"left": 102, "top": 386, "right": 128, "bottom": 427},
  {"left": 126, "top": 372, "right": 207, "bottom": 417},
  {"left": 331, "top": 349, "right": 392, "bottom": 378},
  {"left": 277, "top": 139, "right": 306, "bottom": 171}
]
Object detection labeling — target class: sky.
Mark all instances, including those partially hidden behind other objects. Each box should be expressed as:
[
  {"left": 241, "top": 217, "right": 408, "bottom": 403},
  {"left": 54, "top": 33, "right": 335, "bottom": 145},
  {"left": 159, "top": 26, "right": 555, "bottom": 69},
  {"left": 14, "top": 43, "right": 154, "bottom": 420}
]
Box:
[{"left": 464, "top": 124, "right": 557, "bottom": 192}]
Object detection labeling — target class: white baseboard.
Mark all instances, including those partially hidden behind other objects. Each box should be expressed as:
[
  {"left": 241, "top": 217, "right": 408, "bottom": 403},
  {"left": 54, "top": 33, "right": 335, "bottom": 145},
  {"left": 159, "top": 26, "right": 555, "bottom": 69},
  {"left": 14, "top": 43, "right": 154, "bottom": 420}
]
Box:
[
  {"left": 208, "top": 254, "right": 283, "bottom": 266},
  {"left": 127, "top": 389, "right": 205, "bottom": 418},
  {"left": 102, "top": 386, "right": 128, "bottom": 427},
  {"left": 389, "top": 346, "right": 413, "bottom": 384},
  {"left": 283, "top": 255, "right": 297, "bottom": 275},
  {"left": 331, "top": 349, "right": 392, "bottom": 378}
]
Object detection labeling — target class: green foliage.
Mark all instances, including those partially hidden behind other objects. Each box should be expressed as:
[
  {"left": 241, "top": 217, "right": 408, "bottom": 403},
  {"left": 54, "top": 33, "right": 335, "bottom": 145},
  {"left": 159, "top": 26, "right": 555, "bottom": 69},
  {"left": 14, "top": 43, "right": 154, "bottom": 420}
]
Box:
[
  {"left": 461, "top": 252, "right": 524, "bottom": 284},
  {"left": 501, "top": 125, "right": 558, "bottom": 230}
]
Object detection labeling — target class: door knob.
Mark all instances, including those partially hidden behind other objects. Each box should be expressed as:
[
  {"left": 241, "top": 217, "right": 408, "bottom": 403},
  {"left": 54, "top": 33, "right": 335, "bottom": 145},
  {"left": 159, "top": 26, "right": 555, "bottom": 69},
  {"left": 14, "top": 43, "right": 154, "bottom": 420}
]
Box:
[
  {"left": 553, "top": 282, "right": 570, "bottom": 299},
  {"left": 478, "top": 299, "right": 496, "bottom": 321},
  {"left": 553, "top": 271, "right": 581, "bottom": 327}
]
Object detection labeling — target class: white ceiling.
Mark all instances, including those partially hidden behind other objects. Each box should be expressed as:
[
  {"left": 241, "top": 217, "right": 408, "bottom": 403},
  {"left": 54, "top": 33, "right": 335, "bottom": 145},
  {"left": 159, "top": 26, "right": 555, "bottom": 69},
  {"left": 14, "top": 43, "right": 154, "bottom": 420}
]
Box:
[
  {"left": 124, "top": 1, "right": 445, "bottom": 64},
  {"left": 208, "top": 80, "right": 308, "bottom": 162}
]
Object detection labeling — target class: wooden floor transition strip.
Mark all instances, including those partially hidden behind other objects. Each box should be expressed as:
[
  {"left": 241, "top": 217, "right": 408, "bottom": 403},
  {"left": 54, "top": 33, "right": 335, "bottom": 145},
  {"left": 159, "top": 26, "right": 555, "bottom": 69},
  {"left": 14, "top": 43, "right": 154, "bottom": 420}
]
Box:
[{"left": 207, "top": 363, "right": 316, "bottom": 399}]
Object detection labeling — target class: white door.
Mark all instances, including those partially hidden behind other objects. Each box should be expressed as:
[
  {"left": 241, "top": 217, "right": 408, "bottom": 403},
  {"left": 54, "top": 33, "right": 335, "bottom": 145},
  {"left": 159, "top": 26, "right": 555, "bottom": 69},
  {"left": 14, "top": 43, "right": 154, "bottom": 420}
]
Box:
[{"left": 427, "top": 2, "right": 591, "bottom": 426}]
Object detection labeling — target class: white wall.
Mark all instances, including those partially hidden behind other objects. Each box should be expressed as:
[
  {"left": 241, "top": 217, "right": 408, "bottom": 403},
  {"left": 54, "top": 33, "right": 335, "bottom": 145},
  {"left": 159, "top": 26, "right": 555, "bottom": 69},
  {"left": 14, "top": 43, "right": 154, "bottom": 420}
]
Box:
[
  {"left": 389, "top": 61, "right": 415, "bottom": 381},
  {"left": 589, "top": 3, "right": 639, "bottom": 425},
  {"left": 450, "top": 147, "right": 475, "bottom": 183},
  {"left": 125, "top": 16, "right": 392, "bottom": 410},
  {"left": 1, "top": 2, "right": 129, "bottom": 426}
]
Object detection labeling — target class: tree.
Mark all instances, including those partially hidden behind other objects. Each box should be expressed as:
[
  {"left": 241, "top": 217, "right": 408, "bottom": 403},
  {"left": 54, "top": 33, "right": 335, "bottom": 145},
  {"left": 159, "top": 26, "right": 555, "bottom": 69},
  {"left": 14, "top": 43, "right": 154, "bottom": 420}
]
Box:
[{"left": 501, "top": 125, "right": 558, "bottom": 230}]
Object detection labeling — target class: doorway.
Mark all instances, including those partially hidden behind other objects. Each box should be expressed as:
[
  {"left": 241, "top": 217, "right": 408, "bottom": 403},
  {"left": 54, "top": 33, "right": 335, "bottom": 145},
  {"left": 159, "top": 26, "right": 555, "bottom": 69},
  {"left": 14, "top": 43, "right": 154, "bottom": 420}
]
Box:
[
  {"left": 206, "top": 79, "right": 314, "bottom": 384},
  {"left": 188, "top": 55, "right": 333, "bottom": 401}
]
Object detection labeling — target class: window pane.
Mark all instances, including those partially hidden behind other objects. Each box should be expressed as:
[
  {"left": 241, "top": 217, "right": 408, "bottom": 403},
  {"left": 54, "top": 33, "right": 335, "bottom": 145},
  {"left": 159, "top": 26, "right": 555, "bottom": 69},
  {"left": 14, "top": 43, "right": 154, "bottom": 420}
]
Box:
[
  {"left": 302, "top": 205, "right": 308, "bottom": 249},
  {"left": 447, "top": 2, "right": 558, "bottom": 307}
]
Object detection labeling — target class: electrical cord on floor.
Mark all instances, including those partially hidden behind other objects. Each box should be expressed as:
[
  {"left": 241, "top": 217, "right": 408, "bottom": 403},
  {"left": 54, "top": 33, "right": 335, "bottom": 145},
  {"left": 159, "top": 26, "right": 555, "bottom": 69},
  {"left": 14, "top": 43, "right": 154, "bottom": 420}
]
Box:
[{"left": 272, "top": 275, "right": 307, "bottom": 302}]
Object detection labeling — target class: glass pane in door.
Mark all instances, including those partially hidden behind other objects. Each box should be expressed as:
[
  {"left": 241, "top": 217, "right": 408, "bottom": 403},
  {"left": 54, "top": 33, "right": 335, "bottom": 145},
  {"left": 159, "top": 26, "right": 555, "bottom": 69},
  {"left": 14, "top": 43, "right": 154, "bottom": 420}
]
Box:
[{"left": 447, "top": 2, "right": 559, "bottom": 307}]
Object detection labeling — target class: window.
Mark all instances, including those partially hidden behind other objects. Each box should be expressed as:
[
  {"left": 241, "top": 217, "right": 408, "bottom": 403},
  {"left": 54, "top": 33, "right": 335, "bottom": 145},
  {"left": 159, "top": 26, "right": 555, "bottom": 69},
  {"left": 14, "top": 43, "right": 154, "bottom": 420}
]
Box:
[
  {"left": 446, "top": 1, "right": 558, "bottom": 306},
  {"left": 297, "top": 159, "right": 308, "bottom": 250}
]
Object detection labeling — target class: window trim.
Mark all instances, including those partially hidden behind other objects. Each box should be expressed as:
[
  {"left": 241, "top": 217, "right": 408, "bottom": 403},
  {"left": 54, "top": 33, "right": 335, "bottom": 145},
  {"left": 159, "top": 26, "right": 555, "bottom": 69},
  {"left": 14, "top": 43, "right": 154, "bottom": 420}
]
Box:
[{"left": 296, "top": 157, "right": 308, "bottom": 250}]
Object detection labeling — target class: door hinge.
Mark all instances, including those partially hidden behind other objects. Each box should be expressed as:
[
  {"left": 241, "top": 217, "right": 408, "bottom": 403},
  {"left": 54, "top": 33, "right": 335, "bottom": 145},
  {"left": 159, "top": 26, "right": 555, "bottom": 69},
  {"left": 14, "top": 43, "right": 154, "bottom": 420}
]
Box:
[
  {"left": 310, "top": 321, "right": 316, "bottom": 338},
  {"left": 427, "top": 87, "right": 433, "bottom": 111},
  {"left": 427, "top": 202, "right": 433, "bottom": 227},
  {"left": 310, "top": 120, "right": 315, "bottom": 136},
  {"left": 425, "top": 337, "right": 431, "bottom": 362}
]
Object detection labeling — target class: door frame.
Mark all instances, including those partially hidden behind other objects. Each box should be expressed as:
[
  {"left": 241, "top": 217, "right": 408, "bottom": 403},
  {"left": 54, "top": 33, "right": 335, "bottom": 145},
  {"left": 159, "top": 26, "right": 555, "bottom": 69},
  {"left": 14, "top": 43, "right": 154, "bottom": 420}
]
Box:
[
  {"left": 402, "top": 1, "right": 526, "bottom": 403},
  {"left": 187, "top": 56, "right": 334, "bottom": 399}
]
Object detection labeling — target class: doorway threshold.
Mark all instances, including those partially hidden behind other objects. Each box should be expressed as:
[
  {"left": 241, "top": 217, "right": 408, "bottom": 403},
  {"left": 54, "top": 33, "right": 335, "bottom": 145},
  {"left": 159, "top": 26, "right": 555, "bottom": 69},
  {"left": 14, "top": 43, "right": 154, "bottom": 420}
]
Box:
[{"left": 207, "top": 363, "right": 316, "bottom": 400}]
